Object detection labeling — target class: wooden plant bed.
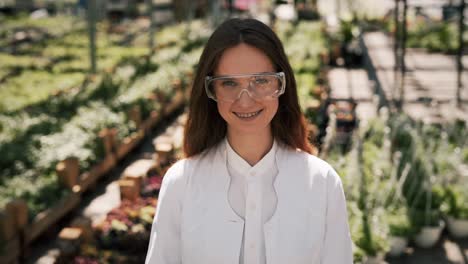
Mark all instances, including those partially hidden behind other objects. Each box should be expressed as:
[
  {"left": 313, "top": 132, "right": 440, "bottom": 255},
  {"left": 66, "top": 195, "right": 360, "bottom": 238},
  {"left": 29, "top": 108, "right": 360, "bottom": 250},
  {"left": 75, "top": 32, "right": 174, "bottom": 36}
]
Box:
[
  {"left": 79, "top": 154, "right": 117, "bottom": 193},
  {"left": 115, "top": 129, "right": 145, "bottom": 161},
  {"left": 23, "top": 192, "right": 81, "bottom": 245},
  {"left": 163, "top": 90, "right": 185, "bottom": 116},
  {"left": 141, "top": 110, "right": 162, "bottom": 134},
  {"left": 0, "top": 199, "right": 28, "bottom": 263},
  {"left": 0, "top": 236, "right": 21, "bottom": 264},
  {"left": 0, "top": 208, "right": 16, "bottom": 244}
]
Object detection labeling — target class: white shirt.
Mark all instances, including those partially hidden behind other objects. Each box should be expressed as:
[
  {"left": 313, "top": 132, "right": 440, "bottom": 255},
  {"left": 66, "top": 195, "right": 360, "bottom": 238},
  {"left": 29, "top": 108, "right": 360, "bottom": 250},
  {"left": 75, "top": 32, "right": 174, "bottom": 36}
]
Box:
[
  {"left": 225, "top": 139, "right": 278, "bottom": 264},
  {"left": 145, "top": 140, "right": 353, "bottom": 264}
]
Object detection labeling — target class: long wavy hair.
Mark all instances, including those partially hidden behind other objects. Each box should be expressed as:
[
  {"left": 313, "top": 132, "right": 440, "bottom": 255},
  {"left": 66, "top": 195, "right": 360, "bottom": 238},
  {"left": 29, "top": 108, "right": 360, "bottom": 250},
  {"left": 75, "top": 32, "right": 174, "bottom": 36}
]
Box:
[{"left": 183, "top": 18, "right": 313, "bottom": 157}]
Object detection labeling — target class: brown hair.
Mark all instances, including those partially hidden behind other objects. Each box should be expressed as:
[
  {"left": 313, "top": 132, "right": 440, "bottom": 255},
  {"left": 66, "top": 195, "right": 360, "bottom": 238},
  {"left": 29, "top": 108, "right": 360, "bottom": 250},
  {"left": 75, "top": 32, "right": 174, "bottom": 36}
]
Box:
[{"left": 183, "top": 18, "right": 313, "bottom": 157}]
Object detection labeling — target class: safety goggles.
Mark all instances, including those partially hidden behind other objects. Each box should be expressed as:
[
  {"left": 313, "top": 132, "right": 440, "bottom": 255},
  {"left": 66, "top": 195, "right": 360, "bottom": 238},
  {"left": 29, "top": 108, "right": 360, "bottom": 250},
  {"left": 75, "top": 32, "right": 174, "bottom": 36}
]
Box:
[{"left": 205, "top": 72, "right": 286, "bottom": 102}]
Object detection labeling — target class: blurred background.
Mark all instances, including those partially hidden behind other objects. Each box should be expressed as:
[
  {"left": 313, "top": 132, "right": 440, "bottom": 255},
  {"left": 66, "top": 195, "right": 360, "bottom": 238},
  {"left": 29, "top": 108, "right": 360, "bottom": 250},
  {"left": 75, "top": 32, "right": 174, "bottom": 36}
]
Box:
[{"left": 0, "top": 0, "right": 466, "bottom": 263}]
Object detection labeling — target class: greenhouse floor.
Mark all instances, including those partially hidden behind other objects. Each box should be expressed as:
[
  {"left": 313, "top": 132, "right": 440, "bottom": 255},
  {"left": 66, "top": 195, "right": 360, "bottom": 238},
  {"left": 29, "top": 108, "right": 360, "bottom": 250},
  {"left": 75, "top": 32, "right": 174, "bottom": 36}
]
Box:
[
  {"left": 386, "top": 236, "right": 468, "bottom": 264},
  {"left": 328, "top": 67, "right": 377, "bottom": 122},
  {"left": 362, "top": 31, "right": 468, "bottom": 123}
]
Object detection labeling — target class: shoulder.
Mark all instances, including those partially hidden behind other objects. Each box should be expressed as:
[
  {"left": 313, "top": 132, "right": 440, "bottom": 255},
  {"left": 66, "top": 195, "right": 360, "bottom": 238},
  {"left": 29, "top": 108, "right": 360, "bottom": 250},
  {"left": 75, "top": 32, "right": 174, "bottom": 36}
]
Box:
[
  {"left": 162, "top": 145, "right": 220, "bottom": 186},
  {"left": 279, "top": 145, "right": 342, "bottom": 187}
]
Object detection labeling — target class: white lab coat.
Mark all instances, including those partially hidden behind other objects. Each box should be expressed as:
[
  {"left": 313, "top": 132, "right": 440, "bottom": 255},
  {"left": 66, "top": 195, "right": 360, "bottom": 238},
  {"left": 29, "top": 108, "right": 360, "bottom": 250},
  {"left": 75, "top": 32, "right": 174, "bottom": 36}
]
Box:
[{"left": 145, "top": 141, "right": 353, "bottom": 264}]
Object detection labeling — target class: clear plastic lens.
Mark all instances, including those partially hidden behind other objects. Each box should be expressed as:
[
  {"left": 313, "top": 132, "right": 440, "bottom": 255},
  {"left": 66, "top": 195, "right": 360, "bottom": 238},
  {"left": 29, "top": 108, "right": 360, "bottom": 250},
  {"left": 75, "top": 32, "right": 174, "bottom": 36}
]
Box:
[{"left": 205, "top": 72, "right": 285, "bottom": 102}]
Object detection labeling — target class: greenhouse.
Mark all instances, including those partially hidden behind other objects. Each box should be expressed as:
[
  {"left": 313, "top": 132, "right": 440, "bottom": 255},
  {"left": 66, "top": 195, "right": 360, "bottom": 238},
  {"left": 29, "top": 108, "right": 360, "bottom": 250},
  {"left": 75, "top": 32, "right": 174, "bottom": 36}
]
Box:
[{"left": 0, "top": 0, "right": 466, "bottom": 263}]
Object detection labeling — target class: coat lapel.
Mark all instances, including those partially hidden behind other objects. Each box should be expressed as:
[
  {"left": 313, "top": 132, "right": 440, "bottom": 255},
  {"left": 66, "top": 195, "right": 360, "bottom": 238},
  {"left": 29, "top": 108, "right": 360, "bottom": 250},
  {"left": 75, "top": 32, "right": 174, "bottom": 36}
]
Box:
[
  {"left": 264, "top": 145, "right": 326, "bottom": 264},
  {"left": 207, "top": 142, "right": 245, "bottom": 264},
  {"left": 264, "top": 143, "right": 287, "bottom": 264}
]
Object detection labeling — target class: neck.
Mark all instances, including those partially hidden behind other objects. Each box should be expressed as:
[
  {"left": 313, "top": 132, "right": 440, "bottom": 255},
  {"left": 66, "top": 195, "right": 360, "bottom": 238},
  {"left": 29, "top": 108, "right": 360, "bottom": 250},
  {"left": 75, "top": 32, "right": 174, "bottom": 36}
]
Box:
[{"left": 227, "top": 128, "right": 274, "bottom": 166}]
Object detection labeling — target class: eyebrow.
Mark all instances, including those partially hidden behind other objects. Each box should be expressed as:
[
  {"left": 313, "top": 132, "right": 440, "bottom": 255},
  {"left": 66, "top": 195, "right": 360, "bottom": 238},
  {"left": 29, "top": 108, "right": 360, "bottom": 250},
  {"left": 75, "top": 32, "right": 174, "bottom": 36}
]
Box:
[{"left": 213, "top": 71, "right": 276, "bottom": 78}]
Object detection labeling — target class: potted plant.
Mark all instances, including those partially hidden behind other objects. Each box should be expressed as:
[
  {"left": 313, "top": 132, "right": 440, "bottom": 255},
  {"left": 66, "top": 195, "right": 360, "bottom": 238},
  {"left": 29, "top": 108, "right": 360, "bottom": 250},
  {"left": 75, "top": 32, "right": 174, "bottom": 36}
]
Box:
[
  {"left": 386, "top": 208, "right": 412, "bottom": 257},
  {"left": 443, "top": 185, "right": 468, "bottom": 238},
  {"left": 410, "top": 186, "right": 446, "bottom": 248},
  {"left": 354, "top": 211, "right": 389, "bottom": 263},
  {"left": 411, "top": 209, "right": 445, "bottom": 248}
]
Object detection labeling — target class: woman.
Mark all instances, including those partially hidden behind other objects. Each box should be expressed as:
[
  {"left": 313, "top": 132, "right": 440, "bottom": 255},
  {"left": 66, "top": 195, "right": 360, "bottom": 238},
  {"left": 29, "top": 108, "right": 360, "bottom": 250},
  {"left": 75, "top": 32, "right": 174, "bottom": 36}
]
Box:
[{"left": 145, "top": 18, "right": 353, "bottom": 264}]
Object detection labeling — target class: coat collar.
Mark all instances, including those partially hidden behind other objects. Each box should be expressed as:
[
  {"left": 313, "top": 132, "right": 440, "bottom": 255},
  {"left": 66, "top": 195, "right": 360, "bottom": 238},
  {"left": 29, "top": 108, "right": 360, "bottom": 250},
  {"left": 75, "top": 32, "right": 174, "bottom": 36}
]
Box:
[
  {"left": 211, "top": 139, "right": 291, "bottom": 223},
  {"left": 197, "top": 140, "right": 295, "bottom": 264},
  {"left": 225, "top": 137, "right": 278, "bottom": 177}
]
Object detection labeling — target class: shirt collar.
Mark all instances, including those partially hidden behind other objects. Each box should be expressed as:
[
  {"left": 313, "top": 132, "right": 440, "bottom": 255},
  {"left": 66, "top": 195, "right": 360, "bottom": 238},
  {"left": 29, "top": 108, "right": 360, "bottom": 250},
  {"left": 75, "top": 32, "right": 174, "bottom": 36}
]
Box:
[{"left": 225, "top": 137, "right": 278, "bottom": 176}]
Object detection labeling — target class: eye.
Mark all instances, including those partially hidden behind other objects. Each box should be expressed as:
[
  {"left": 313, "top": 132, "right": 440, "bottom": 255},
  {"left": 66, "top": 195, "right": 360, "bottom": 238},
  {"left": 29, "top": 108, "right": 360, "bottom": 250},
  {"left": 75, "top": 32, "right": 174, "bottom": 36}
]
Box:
[
  {"left": 254, "top": 77, "right": 269, "bottom": 85},
  {"left": 221, "top": 80, "right": 238, "bottom": 87}
]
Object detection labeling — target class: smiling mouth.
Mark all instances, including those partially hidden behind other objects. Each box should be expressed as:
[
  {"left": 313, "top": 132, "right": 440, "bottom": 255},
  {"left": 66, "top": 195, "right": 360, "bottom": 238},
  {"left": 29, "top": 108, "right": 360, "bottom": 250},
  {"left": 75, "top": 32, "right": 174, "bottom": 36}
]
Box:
[{"left": 233, "top": 109, "right": 263, "bottom": 118}]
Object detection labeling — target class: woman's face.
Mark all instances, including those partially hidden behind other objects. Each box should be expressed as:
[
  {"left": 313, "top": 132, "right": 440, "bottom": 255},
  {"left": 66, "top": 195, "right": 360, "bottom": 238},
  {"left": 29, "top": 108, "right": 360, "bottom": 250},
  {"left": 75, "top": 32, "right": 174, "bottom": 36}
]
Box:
[{"left": 214, "top": 43, "right": 279, "bottom": 136}]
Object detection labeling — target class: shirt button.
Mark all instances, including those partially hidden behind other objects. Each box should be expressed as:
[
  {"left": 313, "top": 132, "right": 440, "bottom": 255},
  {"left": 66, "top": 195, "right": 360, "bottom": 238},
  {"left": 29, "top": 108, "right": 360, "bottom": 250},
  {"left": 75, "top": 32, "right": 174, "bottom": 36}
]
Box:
[
  {"left": 250, "top": 203, "right": 256, "bottom": 211},
  {"left": 250, "top": 171, "right": 256, "bottom": 176},
  {"left": 250, "top": 243, "right": 255, "bottom": 249}
]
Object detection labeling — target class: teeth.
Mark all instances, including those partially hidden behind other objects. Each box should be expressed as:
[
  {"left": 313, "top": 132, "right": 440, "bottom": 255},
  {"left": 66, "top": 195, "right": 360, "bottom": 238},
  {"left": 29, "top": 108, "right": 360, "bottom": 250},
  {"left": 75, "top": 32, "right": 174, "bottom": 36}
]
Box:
[{"left": 235, "top": 110, "right": 262, "bottom": 118}]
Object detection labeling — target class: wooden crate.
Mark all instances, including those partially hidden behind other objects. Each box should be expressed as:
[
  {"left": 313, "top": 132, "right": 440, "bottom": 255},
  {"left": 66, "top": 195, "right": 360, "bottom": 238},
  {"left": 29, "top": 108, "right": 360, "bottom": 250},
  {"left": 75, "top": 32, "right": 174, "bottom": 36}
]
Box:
[
  {"left": 23, "top": 193, "right": 81, "bottom": 244},
  {"left": 79, "top": 154, "right": 117, "bottom": 193},
  {"left": 56, "top": 158, "right": 80, "bottom": 190},
  {"left": 153, "top": 139, "right": 174, "bottom": 167},
  {"left": 121, "top": 159, "right": 156, "bottom": 190},
  {"left": 0, "top": 236, "right": 20, "bottom": 264},
  {"left": 119, "top": 179, "right": 140, "bottom": 201},
  {"left": 57, "top": 227, "right": 83, "bottom": 257}
]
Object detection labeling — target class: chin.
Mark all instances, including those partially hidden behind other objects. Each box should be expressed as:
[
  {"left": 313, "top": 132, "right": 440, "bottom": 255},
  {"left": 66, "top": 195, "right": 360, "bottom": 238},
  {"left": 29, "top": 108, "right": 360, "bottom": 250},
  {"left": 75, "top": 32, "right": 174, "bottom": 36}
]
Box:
[{"left": 228, "top": 121, "right": 272, "bottom": 136}]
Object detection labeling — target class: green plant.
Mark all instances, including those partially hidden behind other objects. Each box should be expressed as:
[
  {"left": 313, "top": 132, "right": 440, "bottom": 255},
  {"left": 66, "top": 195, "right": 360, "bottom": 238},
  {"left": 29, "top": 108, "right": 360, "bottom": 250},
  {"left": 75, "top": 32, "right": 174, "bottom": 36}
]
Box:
[
  {"left": 0, "top": 170, "right": 69, "bottom": 222},
  {"left": 407, "top": 21, "right": 462, "bottom": 54},
  {"left": 354, "top": 211, "right": 389, "bottom": 257},
  {"left": 386, "top": 207, "right": 413, "bottom": 237},
  {"left": 389, "top": 114, "right": 415, "bottom": 154},
  {"left": 0, "top": 70, "right": 85, "bottom": 113},
  {"left": 34, "top": 102, "right": 132, "bottom": 171},
  {"left": 408, "top": 186, "right": 445, "bottom": 232},
  {"left": 443, "top": 185, "right": 468, "bottom": 220},
  {"left": 339, "top": 19, "right": 359, "bottom": 45},
  {"left": 409, "top": 208, "right": 442, "bottom": 231}
]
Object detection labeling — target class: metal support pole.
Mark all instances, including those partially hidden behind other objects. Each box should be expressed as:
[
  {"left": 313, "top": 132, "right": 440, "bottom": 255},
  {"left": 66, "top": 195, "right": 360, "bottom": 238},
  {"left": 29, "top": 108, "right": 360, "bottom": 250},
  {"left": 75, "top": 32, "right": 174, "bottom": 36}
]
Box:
[
  {"left": 185, "top": 0, "right": 194, "bottom": 36},
  {"left": 393, "top": 0, "right": 400, "bottom": 105},
  {"left": 147, "top": 0, "right": 155, "bottom": 53},
  {"left": 456, "top": 0, "right": 465, "bottom": 107},
  {"left": 210, "top": 0, "right": 220, "bottom": 27},
  {"left": 187, "top": 0, "right": 194, "bottom": 23},
  {"left": 399, "top": 0, "right": 408, "bottom": 110},
  {"left": 87, "top": 0, "right": 97, "bottom": 73},
  {"left": 228, "top": 0, "right": 234, "bottom": 17}
]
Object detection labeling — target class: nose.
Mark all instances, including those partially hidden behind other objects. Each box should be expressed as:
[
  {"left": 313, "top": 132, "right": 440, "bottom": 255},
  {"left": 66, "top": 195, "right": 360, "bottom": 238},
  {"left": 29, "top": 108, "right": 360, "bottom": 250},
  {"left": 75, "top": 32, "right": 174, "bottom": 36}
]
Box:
[{"left": 236, "top": 89, "right": 256, "bottom": 106}]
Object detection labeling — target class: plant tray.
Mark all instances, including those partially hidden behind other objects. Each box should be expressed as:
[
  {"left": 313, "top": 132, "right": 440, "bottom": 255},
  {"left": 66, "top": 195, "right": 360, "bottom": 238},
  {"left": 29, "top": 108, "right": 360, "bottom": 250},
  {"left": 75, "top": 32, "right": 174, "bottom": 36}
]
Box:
[
  {"left": 0, "top": 235, "right": 20, "bottom": 264},
  {"left": 79, "top": 154, "right": 117, "bottom": 192},
  {"left": 116, "top": 129, "right": 145, "bottom": 160},
  {"left": 23, "top": 193, "right": 81, "bottom": 245}
]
